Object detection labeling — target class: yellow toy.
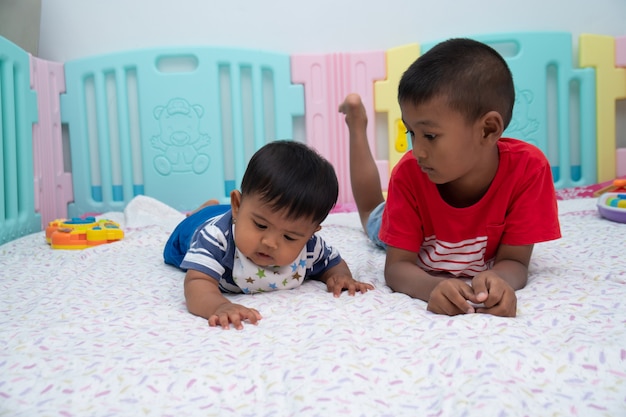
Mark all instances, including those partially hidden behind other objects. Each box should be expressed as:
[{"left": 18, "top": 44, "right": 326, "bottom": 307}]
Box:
[{"left": 45, "top": 217, "right": 124, "bottom": 249}]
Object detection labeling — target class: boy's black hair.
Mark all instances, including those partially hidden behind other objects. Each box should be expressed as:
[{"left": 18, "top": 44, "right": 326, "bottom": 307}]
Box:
[
  {"left": 398, "top": 38, "right": 515, "bottom": 129},
  {"left": 240, "top": 140, "right": 338, "bottom": 225}
]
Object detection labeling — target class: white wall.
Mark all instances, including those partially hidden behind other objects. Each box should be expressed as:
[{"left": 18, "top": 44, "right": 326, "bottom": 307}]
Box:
[
  {"left": 38, "top": 0, "right": 625, "bottom": 62},
  {"left": 35, "top": 0, "right": 626, "bottom": 150}
]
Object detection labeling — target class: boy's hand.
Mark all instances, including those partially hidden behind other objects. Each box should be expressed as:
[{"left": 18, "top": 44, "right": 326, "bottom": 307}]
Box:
[
  {"left": 324, "top": 275, "right": 374, "bottom": 297},
  {"left": 470, "top": 271, "right": 517, "bottom": 317},
  {"left": 427, "top": 278, "right": 480, "bottom": 315},
  {"left": 208, "top": 302, "right": 262, "bottom": 330},
  {"left": 427, "top": 274, "right": 517, "bottom": 317}
]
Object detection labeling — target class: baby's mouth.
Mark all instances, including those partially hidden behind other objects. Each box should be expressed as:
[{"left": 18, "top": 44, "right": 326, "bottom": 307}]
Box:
[{"left": 254, "top": 252, "right": 274, "bottom": 263}]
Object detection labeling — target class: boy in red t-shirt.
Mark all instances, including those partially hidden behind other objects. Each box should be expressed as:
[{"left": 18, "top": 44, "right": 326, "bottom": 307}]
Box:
[{"left": 339, "top": 38, "right": 561, "bottom": 317}]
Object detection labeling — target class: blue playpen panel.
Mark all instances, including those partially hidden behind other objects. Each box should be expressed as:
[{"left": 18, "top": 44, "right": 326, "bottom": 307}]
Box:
[
  {"left": 0, "top": 36, "right": 40, "bottom": 246},
  {"left": 60, "top": 46, "right": 304, "bottom": 216},
  {"left": 423, "top": 32, "right": 597, "bottom": 189}
]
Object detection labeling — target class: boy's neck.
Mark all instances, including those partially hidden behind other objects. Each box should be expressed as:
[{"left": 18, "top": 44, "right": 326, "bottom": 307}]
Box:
[{"left": 437, "top": 145, "right": 500, "bottom": 208}]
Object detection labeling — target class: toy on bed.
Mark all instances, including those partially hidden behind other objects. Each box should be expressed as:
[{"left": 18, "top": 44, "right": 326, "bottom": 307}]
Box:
[
  {"left": 45, "top": 217, "right": 124, "bottom": 249},
  {"left": 592, "top": 178, "right": 626, "bottom": 196},
  {"left": 597, "top": 192, "right": 626, "bottom": 223}
]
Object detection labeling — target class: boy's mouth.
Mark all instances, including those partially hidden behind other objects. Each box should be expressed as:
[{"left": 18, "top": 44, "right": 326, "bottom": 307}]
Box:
[{"left": 419, "top": 164, "right": 434, "bottom": 174}]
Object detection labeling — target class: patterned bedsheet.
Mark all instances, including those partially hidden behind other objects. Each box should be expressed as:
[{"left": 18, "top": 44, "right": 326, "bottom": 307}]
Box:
[{"left": 1, "top": 196, "right": 625, "bottom": 416}]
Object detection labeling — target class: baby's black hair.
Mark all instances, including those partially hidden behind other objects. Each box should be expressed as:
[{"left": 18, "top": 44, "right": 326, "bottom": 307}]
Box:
[
  {"left": 240, "top": 140, "right": 338, "bottom": 225},
  {"left": 398, "top": 38, "right": 515, "bottom": 129}
]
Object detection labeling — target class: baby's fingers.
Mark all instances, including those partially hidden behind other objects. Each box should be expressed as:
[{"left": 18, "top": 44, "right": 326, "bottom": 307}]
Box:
[
  {"left": 356, "top": 282, "right": 375, "bottom": 294},
  {"left": 208, "top": 313, "right": 236, "bottom": 329},
  {"left": 331, "top": 280, "right": 350, "bottom": 297},
  {"left": 208, "top": 308, "right": 262, "bottom": 330}
]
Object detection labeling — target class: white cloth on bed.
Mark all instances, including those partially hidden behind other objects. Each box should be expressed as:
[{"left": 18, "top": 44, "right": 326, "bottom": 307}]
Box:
[{"left": 1, "top": 195, "right": 625, "bottom": 417}]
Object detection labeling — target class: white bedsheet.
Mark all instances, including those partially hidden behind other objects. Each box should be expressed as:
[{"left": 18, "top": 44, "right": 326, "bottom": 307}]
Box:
[{"left": 1, "top": 196, "right": 625, "bottom": 416}]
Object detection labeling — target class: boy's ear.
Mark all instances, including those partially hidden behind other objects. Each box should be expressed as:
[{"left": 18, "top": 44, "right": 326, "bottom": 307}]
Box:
[
  {"left": 480, "top": 111, "right": 504, "bottom": 142},
  {"left": 230, "top": 190, "right": 242, "bottom": 218}
]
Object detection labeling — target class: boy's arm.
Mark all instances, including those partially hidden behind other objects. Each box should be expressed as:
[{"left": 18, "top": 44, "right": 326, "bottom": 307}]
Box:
[
  {"left": 469, "top": 243, "right": 533, "bottom": 317},
  {"left": 184, "top": 269, "right": 261, "bottom": 329},
  {"left": 490, "top": 243, "right": 533, "bottom": 290},
  {"left": 385, "top": 246, "right": 493, "bottom": 315},
  {"left": 316, "top": 259, "right": 374, "bottom": 297},
  {"left": 384, "top": 246, "right": 451, "bottom": 301}
]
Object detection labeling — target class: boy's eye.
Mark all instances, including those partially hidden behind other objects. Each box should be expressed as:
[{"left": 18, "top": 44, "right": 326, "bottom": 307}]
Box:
[
  {"left": 253, "top": 221, "right": 267, "bottom": 230},
  {"left": 424, "top": 133, "right": 437, "bottom": 140},
  {"left": 284, "top": 235, "right": 296, "bottom": 242}
]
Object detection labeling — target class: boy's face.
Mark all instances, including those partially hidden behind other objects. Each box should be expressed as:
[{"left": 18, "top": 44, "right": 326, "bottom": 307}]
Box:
[
  {"left": 230, "top": 191, "right": 320, "bottom": 267},
  {"left": 400, "top": 96, "right": 499, "bottom": 189}
]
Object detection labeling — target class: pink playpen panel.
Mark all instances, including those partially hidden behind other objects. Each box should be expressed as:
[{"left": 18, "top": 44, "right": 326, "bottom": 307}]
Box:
[
  {"left": 291, "top": 51, "right": 387, "bottom": 205},
  {"left": 30, "top": 56, "right": 73, "bottom": 226}
]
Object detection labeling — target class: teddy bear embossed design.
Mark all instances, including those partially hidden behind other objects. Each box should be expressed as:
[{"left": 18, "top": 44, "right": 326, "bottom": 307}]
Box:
[{"left": 151, "top": 98, "right": 211, "bottom": 175}]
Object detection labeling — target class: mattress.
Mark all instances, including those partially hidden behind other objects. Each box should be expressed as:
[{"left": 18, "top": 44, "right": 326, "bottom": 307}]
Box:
[{"left": 1, "top": 195, "right": 625, "bottom": 416}]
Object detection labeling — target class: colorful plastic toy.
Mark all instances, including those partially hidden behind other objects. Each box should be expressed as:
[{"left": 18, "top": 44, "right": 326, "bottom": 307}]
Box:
[
  {"left": 45, "top": 217, "right": 124, "bottom": 249},
  {"left": 593, "top": 178, "right": 626, "bottom": 196},
  {"left": 597, "top": 193, "right": 626, "bottom": 224}
]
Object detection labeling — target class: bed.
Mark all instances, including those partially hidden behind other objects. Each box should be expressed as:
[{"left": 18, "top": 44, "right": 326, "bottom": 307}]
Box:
[
  {"left": 1, "top": 193, "right": 625, "bottom": 416},
  {"left": 2, "top": 32, "right": 626, "bottom": 416}
]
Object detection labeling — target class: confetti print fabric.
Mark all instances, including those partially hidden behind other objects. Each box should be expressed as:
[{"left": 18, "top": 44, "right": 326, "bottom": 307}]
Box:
[{"left": 1, "top": 196, "right": 625, "bottom": 416}]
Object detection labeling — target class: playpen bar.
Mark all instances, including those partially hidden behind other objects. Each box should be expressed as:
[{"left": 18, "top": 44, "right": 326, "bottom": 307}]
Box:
[
  {"left": 251, "top": 66, "right": 265, "bottom": 150},
  {"left": 1, "top": 61, "right": 18, "bottom": 220},
  {"left": 272, "top": 60, "right": 298, "bottom": 141},
  {"left": 14, "top": 66, "right": 34, "bottom": 221},
  {"left": 571, "top": 73, "right": 595, "bottom": 187},
  {"left": 555, "top": 72, "right": 572, "bottom": 188},
  {"left": 114, "top": 66, "right": 135, "bottom": 201},
  {"left": 93, "top": 71, "right": 114, "bottom": 204},
  {"left": 0, "top": 61, "right": 5, "bottom": 221},
  {"left": 260, "top": 68, "right": 276, "bottom": 144},
  {"left": 229, "top": 64, "right": 246, "bottom": 189}
]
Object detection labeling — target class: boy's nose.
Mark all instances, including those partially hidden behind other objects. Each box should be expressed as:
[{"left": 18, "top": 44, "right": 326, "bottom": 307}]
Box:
[{"left": 411, "top": 139, "right": 427, "bottom": 159}]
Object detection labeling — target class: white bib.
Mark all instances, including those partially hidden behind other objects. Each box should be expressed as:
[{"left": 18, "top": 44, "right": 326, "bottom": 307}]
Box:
[{"left": 232, "top": 247, "right": 308, "bottom": 293}]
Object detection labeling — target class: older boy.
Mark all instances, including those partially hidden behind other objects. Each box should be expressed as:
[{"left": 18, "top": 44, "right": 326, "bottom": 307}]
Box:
[{"left": 339, "top": 38, "right": 561, "bottom": 317}]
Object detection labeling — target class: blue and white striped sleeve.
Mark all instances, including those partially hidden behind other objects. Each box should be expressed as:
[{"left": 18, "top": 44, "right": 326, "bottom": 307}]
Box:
[
  {"left": 305, "top": 234, "right": 342, "bottom": 279},
  {"left": 180, "top": 222, "right": 229, "bottom": 281}
]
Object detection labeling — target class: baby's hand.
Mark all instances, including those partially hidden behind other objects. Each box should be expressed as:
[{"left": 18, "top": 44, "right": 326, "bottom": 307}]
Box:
[
  {"left": 325, "top": 275, "right": 374, "bottom": 297},
  {"left": 208, "top": 302, "right": 262, "bottom": 330},
  {"left": 427, "top": 278, "right": 478, "bottom": 315},
  {"left": 470, "top": 272, "right": 517, "bottom": 317}
]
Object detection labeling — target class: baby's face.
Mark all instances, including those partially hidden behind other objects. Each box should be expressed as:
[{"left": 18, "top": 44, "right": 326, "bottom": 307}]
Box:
[{"left": 232, "top": 193, "right": 320, "bottom": 267}]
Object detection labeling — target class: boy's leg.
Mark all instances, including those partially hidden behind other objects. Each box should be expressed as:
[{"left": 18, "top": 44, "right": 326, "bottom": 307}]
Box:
[{"left": 338, "top": 93, "right": 385, "bottom": 234}]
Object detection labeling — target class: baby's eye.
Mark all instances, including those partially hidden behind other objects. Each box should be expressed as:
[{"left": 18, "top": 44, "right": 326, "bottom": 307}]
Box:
[
  {"left": 284, "top": 235, "right": 296, "bottom": 242},
  {"left": 253, "top": 221, "right": 267, "bottom": 230},
  {"left": 424, "top": 133, "right": 437, "bottom": 140}
]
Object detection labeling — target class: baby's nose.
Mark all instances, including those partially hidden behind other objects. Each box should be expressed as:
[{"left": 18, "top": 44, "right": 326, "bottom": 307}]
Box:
[{"left": 261, "top": 235, "right": 278, "bottom": 249}]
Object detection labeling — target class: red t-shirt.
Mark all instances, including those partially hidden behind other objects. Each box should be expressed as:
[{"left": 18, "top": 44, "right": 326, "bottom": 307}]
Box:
[{"left": 379, "top": 138, "right": 562, "bottom": 277}]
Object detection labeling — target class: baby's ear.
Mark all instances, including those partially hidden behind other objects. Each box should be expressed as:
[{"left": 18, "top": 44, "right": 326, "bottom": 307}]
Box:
[
  {"left": 230, "top": 190, "right": 242, "bottom": 218},
  {"left": 481, "top": 111, "right": 504, "bottom": 141}
]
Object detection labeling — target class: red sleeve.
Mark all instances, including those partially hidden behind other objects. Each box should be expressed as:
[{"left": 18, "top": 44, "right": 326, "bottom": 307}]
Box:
[
  {"left": 379, "top": 154, "right": 424, "bottom": 253},
  {"left": 500, "top": 151, "right": 562, "bottom": 246}
]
